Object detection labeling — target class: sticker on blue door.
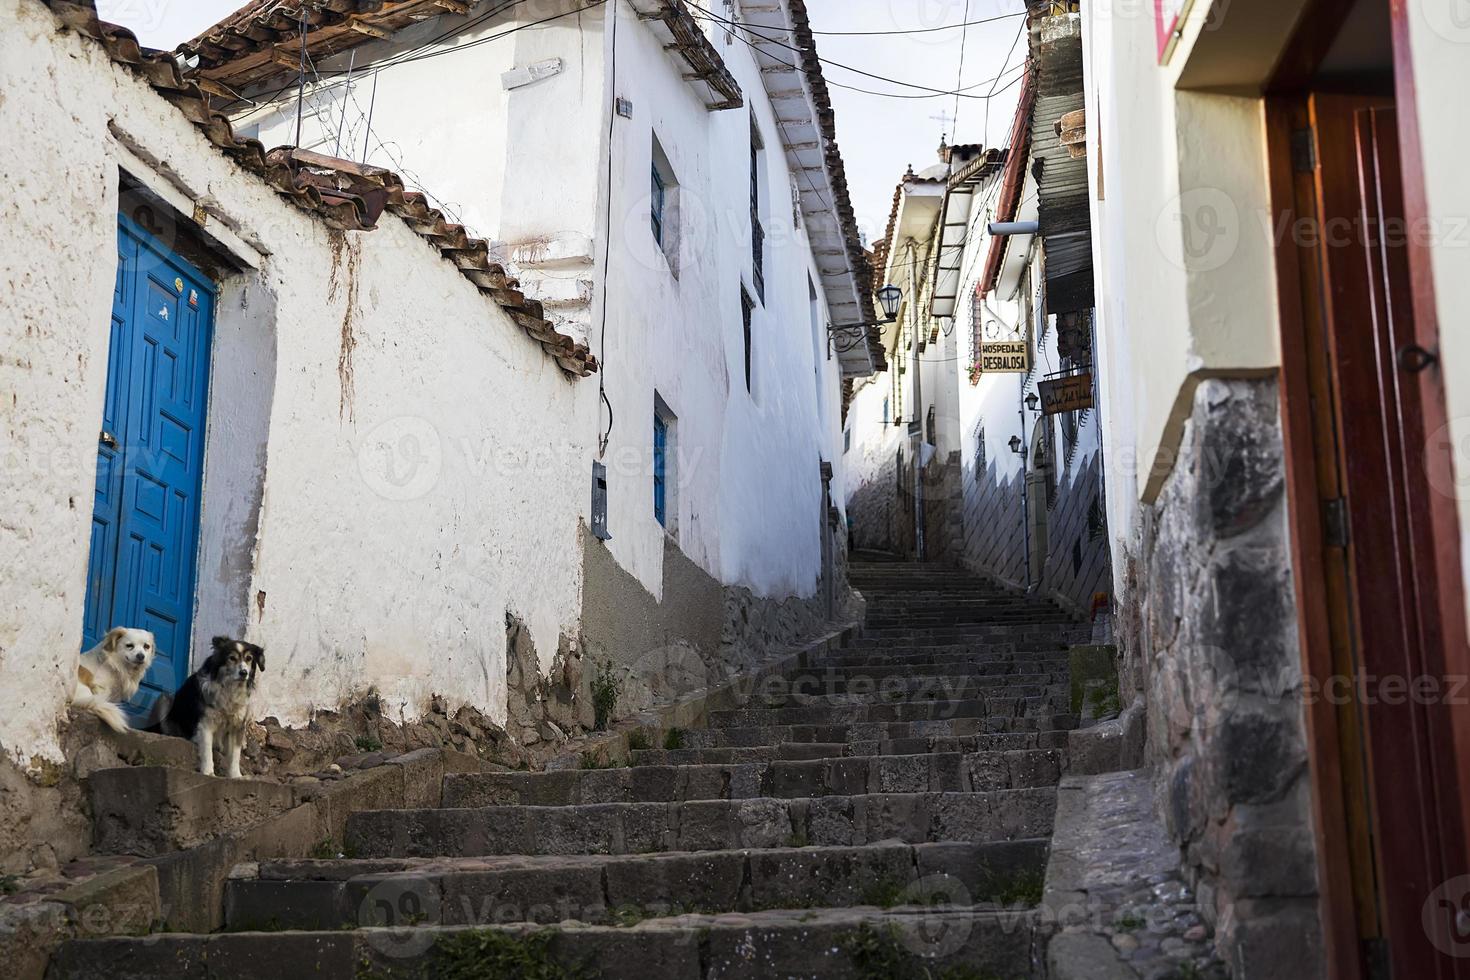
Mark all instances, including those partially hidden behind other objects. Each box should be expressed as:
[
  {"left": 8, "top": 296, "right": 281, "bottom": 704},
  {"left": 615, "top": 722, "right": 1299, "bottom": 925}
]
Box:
[{"left": 84, "top": 213, "right": 215, "bottom": 717}]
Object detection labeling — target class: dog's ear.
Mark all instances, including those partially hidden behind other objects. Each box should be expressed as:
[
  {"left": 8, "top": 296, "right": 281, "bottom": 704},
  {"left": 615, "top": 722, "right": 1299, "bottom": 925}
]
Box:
[
  {"left": 103, "top": 626, "right": 127, "bottom": 652},
  {"left": 205, "top": 636, "right": 232, "bottom": 670},
  {"left": 249, "top": 644, "right": 265, "bottom": 673}
]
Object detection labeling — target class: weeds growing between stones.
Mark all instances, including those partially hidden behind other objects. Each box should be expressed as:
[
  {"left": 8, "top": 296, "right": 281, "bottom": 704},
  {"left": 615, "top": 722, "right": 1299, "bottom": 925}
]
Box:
[{"left": 591, "top": 661, "right": 620, "bottom": 732}]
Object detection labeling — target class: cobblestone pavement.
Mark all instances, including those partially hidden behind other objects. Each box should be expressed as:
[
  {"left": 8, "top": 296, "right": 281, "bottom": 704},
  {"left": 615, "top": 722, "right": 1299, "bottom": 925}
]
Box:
[{"left": 1045, "top": 769, "right": 1229, "bottom": 980}]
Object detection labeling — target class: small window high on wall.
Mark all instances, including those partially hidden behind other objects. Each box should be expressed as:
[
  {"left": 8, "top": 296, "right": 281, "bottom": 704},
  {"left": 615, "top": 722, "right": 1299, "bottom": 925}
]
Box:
[{"left": 651, "top": 133, "right": 679, "bottom": 275}]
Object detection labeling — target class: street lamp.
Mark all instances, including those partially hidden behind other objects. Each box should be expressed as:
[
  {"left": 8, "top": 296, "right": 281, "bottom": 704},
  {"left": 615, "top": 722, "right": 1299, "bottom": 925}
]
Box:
[
  {"left": 826, "top": 285, "right": 904, "bottom": 354},
  {"left": 1025, "top": 391, "right": 1039, "bottom": 412},
  {"left": 877, "top": 284, "right": 903, "bottom": 322},
  {"left": 1009, "top": 434, "right": 1024, "bottom": 455}
]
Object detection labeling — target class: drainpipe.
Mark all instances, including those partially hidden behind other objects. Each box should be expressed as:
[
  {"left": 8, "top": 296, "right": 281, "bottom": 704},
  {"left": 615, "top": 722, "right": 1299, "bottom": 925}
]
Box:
[
  {"left": 1018, "top": 372, "right": 1032, "bottom": 590},
  {"left": 907, "top": 241, "right": 926, "bottom": 562}
]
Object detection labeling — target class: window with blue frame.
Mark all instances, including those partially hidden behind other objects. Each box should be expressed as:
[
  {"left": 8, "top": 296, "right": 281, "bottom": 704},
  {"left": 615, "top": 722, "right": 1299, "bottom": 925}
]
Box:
[
  {"left": 653, "top": 413, "right": 668, "bottom": 527},
  {"left": 651, "top": 165, "right": 666, "bottom": 247}
]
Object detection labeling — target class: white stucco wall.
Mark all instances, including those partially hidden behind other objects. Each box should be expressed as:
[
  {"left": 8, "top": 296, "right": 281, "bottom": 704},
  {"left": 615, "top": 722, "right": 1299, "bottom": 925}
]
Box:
[
  {"left": 242, "top": 11, "right": 523, "bottom": 241},
  {"left": 1080, "top": 0, "right": 1285, "bottom": 615},
  {"left": 1404, "top": 9, "right": 1470, "bottom": 634},
  {"left": 252, "top": 0, "right": 848, "bottom": 605},
  {"left": 843, "top": 374, "right": 903, "bottom": 495},
  {"left": 594, "top": 1, "right": 846, "bottom": 602},
  {"left": 1, "top": 0, "right": 860, "bottom": 764},
  {"left": 0, "top": 0, "right": 593, "bottom": 764}
]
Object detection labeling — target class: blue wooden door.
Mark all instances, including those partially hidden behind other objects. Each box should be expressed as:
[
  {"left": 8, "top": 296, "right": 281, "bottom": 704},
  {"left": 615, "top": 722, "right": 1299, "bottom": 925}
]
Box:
[{"left": 83, "top": 214, "right": 215, "bottom": 714}]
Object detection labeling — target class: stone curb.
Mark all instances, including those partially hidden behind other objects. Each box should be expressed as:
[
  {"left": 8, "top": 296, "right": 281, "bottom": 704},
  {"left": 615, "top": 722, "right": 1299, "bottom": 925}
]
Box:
[
  {"left": 11, "top": 746, "right": 490, "bottom": 980},
  {"left": 546, "top": 621, "right": 862, "bottom": 770}
]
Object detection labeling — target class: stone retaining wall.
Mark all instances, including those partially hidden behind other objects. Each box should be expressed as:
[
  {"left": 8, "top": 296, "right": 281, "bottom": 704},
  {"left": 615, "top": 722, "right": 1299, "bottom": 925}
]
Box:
[{"left": 1119, "top": 378, "right": 1323, "bottom": 977}]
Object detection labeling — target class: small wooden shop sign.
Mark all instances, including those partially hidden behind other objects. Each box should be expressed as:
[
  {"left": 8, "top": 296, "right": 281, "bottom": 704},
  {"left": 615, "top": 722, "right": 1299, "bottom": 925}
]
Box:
[
  {"left": 1039, "top": 371, "right": 1094, "bottom": 415},
  {"left": 981, "top": 340, "right": 1029, "bottom": 373}
]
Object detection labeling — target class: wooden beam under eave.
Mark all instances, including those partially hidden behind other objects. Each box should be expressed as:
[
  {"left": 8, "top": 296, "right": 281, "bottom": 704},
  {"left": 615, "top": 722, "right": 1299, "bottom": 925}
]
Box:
[
  {"left": 347, "top": 20, "right": 392, "bottom": 39},
  {"left": 428, "top": 0, "right": 472, "bottom": 14},
  {"left": 192, "top": 77, "right": 238, "bottom": 99},
  {"left": 268, "top": 46, "right": 302, "bottom": 69}
]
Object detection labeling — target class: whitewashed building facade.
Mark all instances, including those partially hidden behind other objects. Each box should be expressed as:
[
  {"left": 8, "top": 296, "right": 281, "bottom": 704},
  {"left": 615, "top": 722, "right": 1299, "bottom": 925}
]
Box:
[{"left": 0, "top": 0, "right": 880, "bottom": 767}]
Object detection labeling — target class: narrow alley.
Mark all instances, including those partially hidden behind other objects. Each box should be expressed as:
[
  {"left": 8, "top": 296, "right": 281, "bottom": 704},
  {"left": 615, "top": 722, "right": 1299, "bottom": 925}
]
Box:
[
  {"left": 51, "top": 559, "right": 1229, "bottom": 979},
  {"left": 3, "top": 0, "right": 1469, "bottom": 977}
]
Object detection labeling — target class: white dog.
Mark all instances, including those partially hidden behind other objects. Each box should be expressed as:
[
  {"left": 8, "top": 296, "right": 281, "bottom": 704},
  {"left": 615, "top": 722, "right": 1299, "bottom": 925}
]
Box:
[{"left": 72, "top": 627, "right": 156, "bottom": 733}]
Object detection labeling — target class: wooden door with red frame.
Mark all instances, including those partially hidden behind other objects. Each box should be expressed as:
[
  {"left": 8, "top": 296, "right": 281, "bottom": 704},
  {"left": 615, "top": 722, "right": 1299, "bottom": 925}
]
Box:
[{"left": 1299, "top": 91, "right": 1469, "bottom": 978}]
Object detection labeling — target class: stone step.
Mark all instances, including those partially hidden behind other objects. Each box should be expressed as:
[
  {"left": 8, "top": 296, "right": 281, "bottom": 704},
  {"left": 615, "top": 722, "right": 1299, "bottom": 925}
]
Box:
[
  {"left": 822, "top": 641, "right": 1071, "bottom": 657},
  {"left": 858, "top": 625, "right": 1086, "bottom": 641},
  {"left": 749, "top": 674, "right": 1068, "bottom": 702},
  {"left": 86, "top": 766, "right": 297, "bottom": 857},
  {"left": 222, "top": 838, "right": 1050, "bottom": 932},
  {"left": 344, "top": 788, "right": 1058, "bottom": 858},
  {"left": 863, "top": 601, "right": 1070, "bottom": 614},
  {"left": 51, "top": 906, "right": 1043, "bottom": 980},
  {"left": 863, "top": 616, "right": 1077, "bottom": 631},
  {"left": 681, "top": 714, "right": 1078, "bottom": 749},
  {"left": 441, "top": 750, "right": 1062, "bottom": 807},
  {"left": 850, "top": 633, "right": 1084, "bottom": 650},
  {"left": 809, "top": 656, "right": 1071, "bottom": 676},
  {"left": 710, "top": 696, "right": 1067, "bottom": 728},
  {"left": 864, "top": 601, "right": 1069, "bottom": 614},
  {"left": 632, "top": 730, "right": 1070, "bottom": 766}
]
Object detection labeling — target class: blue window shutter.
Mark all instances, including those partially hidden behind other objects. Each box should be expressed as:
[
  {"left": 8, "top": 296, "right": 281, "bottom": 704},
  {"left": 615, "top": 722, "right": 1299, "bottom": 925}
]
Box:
[{"left": 653, "top": 415, "right": 667, "bottom": 526}]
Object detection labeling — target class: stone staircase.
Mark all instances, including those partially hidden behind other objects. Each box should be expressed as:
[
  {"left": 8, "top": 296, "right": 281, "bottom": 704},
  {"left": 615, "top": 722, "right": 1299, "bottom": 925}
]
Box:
[{"left": 48, "top": 558, "right": 1089, "bottom": 979}]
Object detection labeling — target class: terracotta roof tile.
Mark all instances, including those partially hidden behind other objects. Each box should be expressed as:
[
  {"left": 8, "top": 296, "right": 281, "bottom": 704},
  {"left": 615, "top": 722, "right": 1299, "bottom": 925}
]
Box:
[
  {"left": 785, "top": 0, "right": 885, "bottom": 371},
  {"left": 39, "top": 0, "right": 597, "bottom": 377}
]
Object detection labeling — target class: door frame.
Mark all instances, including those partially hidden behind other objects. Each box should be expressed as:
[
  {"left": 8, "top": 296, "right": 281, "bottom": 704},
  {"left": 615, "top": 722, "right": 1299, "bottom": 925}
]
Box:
[
  {"left": 89, "top": 207, "right": 219, "bottom": 710},
  {"left": 1266, "top": 5, "right": 1470, "bottom": 974},
  {"left": 1386, "top": 0, "right": 1470, "bottom": 872}
]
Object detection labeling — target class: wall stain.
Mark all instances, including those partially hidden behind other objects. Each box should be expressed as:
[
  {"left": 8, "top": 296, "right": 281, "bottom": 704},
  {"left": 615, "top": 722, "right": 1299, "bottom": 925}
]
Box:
[{"left": 328, "top": 232, "right": 360, "bottom": 422}]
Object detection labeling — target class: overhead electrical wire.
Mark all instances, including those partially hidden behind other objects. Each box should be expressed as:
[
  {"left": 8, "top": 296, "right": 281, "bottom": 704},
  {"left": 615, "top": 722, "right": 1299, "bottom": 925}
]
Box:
[
  {"left": 983, "top": 19, "right": 1026, "bottom": 145},
  {"left": 221, "top": 0, "right": 605, "bottom": 115},
  {"left": 951, "top": 0, "right": 974, "bottom": 137},
  {"left": 683, "top": 0, "right": 1028, "bottom": 101},
  {"left": 800, "top": 12, "right": 1026, "bottom": 36}
]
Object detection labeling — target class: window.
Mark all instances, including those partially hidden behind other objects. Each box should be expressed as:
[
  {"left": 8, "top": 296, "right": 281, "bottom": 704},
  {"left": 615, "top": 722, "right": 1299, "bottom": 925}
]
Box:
[
  {"left": 843, "top": 428, "right": 852, "bottom": 453},
  {"left": 741, "top": 287, "right": 755, "bottom": 393},
  {"left": 650, "top": 165, "right": 666, "bottom": 246},
  {"left": 653, "top": 413, "right": 668, "bottom": 527},
  {"left": 651, "top": 134, "right": 679, "bottom": 274},
  {"left": 882, "top": 396, "right": 890, "bottom": 426},
  {"left": 975, "top": 423, "right": 986, "bottom": 480},
  {"left": 750, "top": 117, "right": 765, "bottom": 302},
  {"left": 654, "top": 394, "right": 678, "bottom": 534}
]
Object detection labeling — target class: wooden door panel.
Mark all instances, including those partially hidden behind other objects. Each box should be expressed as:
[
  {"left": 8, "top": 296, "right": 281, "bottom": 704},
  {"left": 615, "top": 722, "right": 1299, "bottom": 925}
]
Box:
[
  {"left": 84, "top": 214, "right": 215, "bottom": 716},
  {"left": 1307, "top": 92, "right": 1468, "bottom": 979}
]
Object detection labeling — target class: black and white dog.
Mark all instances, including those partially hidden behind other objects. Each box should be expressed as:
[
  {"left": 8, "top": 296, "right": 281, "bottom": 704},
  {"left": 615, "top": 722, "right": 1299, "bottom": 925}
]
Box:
[{"left": 151, "top": 636, "right": 264, "bottom": 778}]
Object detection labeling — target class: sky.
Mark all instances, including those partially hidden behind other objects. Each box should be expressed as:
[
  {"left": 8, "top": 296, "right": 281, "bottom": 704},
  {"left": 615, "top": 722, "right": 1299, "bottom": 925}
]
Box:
[{"left": 96, "top": 0, "right": 1024, "bottom": 243}]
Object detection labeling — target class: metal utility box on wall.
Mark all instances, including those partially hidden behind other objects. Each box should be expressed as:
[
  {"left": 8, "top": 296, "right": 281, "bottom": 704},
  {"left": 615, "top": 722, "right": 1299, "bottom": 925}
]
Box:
[{"left": 591, "top": 461, "right": 611, "bottom": 541}]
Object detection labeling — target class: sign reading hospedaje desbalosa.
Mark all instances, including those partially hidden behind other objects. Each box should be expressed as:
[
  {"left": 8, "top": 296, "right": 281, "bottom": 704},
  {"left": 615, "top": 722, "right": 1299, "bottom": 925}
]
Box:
[{"left": 981, "top": 339, "right": 1029, "bottom": 373}]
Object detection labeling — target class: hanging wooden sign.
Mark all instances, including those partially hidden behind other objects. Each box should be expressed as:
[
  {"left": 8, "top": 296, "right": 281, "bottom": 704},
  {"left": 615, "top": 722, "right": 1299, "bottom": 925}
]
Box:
[
  {"left": 1039, "top": 372, "right": 1094, "bottom": 415},
  {"left": 981, "top": 339, "right": 1029, "bottom": 373}
]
